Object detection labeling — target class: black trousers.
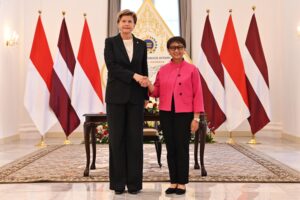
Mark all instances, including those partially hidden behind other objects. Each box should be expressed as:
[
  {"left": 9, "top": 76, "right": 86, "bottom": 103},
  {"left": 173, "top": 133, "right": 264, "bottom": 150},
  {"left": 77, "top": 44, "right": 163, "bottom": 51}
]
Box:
[
  {"left": 107, "top": 103, "right": 144, "bottom": 191},
  {"left": 160, "top": 110, "right": 193, "bottom": 184}
]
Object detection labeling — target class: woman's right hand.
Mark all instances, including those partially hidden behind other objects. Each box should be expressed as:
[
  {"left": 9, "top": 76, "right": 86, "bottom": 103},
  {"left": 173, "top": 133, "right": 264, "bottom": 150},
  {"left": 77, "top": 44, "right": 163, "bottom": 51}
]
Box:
[
  {"left": 133, "top": 73, "right": 148, "bottom": 87},
  {"left": 133, "top": 73, "right": 143, "bottom": 82}
]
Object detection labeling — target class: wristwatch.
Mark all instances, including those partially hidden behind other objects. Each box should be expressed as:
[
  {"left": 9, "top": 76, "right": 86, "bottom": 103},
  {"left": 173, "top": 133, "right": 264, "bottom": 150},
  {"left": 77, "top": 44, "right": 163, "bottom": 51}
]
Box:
[{"left": 193, "top": 118, "right": 200, "bottom": 122}]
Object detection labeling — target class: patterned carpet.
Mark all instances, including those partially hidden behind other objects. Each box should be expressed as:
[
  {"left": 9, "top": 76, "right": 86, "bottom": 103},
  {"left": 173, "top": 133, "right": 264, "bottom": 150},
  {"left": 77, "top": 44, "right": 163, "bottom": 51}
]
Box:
[{"left": 0, "top": 143, "right": 300, "bottom": 183}]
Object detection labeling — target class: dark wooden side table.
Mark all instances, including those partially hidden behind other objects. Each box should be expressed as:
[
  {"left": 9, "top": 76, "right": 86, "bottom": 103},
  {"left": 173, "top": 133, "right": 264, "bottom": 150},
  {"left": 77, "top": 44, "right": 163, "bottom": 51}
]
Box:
[
  {"left": 194, "top": 113, "right": 207, "bottom": 176},
  {"left": 83, "top": 113, "right": 207, "bottom": 177}
]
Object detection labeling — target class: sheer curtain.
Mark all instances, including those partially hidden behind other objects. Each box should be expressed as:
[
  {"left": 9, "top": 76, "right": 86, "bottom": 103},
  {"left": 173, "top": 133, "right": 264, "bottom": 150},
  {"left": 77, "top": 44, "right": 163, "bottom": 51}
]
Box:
[
  {"left": 179, "top": 0, "right": 192, "bottom": 56},
  {"left": 107, "top": 0, "right": 121, "bottom": 37}
]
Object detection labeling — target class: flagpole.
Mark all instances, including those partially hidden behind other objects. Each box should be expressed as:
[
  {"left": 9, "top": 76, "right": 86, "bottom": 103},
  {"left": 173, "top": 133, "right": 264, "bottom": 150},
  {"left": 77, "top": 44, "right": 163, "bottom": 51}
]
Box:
[
  {"left": 246, "top": 5, "right": 263, "bottom": 145},
  {"left": 226, "top": 131, "right": 235, "bottom": 144},
  {"left": 36, "top": 136, "right": 47, "bottom": 148}
]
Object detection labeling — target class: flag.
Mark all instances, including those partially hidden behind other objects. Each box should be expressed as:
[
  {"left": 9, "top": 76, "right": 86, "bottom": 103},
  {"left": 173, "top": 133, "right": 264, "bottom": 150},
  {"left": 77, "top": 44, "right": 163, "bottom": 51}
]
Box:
[
  {"left": 24, "top": 15, "right": 57, "bottom": 135},
  {"left": 49, "top": 18, "right": 80, "bottom": 136},
  {"left": 244, "top": 14, "right": 271, "bottom": 133},
  {"left": 71, "top": 19, "right": 104, "bottom": 119},
  {"left": 220, "top": 15, "right": 250, "bottom": 131},
  {"left": 198, "top": 15, "right": 226, "bottom": 131}
]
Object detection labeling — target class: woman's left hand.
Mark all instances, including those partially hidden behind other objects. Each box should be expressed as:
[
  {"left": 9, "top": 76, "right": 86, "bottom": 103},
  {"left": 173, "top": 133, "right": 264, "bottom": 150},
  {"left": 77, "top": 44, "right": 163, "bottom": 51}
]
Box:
[{"left": 190, "top": 120, "right": 199, "bottom": 134}]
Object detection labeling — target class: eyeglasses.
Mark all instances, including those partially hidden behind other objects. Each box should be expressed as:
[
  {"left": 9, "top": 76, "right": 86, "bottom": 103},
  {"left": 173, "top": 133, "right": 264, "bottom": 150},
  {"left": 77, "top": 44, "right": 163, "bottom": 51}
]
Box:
[{"left": 168, "top": 45, "right": 185, "bottom": 51}]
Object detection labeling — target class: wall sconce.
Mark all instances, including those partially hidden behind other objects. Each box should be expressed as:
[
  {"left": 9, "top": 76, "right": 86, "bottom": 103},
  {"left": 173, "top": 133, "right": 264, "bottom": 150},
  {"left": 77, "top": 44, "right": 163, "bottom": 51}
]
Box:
[
  {"left": 4, "top": 27, "right": 19, "bottom": 46},
  {"left": 297, "top": 25, "right": 300, "bottom": 37}
]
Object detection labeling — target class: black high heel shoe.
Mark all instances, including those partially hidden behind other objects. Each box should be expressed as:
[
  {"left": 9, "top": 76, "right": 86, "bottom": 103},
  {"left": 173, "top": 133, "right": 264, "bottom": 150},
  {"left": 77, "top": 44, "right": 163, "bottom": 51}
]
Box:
[
  {"left": 176, "top": 188, "right": 186, "bottom": 195},
  {"left": 165, "top": 187, "right": 177, "bottom": 194},
  {"left": 128, "top": 189, "right": 139, "bottom": 194},
  {"left": 114, "top": 189, "right": 124, "bottom": 195}
]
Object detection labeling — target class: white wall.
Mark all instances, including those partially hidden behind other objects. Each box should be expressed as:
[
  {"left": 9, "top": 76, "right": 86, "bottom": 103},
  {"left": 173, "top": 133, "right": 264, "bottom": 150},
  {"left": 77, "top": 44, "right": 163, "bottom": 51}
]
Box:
[
  {"left": 0, "top": 0, "right": 23, "bottom": 139},
  {"left": 0, "top": 0, "right": 108, "bottom": 139},
  {"left": 282, "top": 0, "right": 300, "bottom": 137},
  {"left": 191, "top": 0, "right": 284, "bottom": 133}
]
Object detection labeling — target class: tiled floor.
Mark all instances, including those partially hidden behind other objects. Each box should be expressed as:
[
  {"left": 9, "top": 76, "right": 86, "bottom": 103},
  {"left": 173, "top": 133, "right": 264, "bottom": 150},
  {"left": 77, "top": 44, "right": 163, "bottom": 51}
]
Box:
[{"left": 0, "top": 134, "right": 300, "bottom": 200}]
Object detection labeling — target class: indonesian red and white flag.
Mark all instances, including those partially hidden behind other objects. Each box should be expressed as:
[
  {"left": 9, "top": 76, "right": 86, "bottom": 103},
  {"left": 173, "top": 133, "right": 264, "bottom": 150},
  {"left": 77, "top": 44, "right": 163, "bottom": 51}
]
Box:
[
  {"left": 24, "top": 16, "right": 57, "bottom": 135},
  {"left": 49, "top": 18, "right": 80, "bottom": 136},
  {"left": 198, "top": 15, "right": 226, "bottom": 131},
  {"left": 220, "top": 15, "right": 250, "bottom": 131},
  {"left": 71, "top": 19, "right": 104, "bottom": 120},
  {"left": 244, "top": 14, "right": 271, "bottom": 134}
]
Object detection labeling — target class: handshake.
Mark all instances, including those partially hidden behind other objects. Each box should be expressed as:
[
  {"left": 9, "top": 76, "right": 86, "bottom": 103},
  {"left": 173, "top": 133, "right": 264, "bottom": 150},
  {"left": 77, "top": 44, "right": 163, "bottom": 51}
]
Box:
[{"left": 133, "top": 73, "right": 152, "bottom": 88}]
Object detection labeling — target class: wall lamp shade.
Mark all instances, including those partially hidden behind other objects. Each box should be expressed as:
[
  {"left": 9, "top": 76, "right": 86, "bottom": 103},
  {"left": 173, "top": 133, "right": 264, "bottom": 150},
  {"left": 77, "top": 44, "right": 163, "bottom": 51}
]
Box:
[
  {"left": 297, "top": 25, "right": 300, "bottom": 37},
  {"left": 4, "top": 28, "right": 19, "bottom": 46}
]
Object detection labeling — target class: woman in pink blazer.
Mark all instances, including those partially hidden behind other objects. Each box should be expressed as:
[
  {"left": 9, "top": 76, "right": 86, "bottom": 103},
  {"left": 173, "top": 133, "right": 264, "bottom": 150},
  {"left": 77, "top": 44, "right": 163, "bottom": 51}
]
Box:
[{"left": 148, "top": 36, "right": 204, "bottom": 195}]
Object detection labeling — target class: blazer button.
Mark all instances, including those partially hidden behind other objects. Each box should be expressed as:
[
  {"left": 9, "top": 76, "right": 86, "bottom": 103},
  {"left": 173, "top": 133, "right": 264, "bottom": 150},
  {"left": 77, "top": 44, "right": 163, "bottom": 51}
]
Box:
[
  {"left": 179, "top": 82, "right": 182, "bottom": 85},
  {"left": 179, "top": 93, "right": 182, "bottom": 96},
  {"left": 178, "top": 74, "right": 181, "bottom": 77}
]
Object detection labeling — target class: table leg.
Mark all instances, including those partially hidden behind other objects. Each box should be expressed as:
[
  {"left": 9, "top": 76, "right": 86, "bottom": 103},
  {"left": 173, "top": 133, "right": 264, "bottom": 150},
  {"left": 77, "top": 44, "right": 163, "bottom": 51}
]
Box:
[
  {"left": 194, "top": 128, "right": 200, "bottom": 169},
  {"left": 90, "top": 124, "right": 97, "bottom": 170},
  {"left": 199, "top": 116, "right": 207, "bottom": 176},
  {"left": 83, "top": 122, "right": 91, "bottom": 177},
  {"left": 155, "top": 140, "right": 162, "bottom": 168}
]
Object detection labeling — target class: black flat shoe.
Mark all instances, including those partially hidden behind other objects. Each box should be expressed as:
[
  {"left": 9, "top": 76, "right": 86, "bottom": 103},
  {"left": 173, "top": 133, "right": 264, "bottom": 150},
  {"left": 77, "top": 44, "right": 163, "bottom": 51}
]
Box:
[
  {"left": 114, "top": 189, "right": 124, "bottom": 195},
  {"left": 176, "top": 188, "right": 186, "bottom": 195},
  {"left": 165, "top": 187, "right": 177, "bottom": 194},
  {"left": 128, "top": 190, "right": 139, "bottom": 194}
]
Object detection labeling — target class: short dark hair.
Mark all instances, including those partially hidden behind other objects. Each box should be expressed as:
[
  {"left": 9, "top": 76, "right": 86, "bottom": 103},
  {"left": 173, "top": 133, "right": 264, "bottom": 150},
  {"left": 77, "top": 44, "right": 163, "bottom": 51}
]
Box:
[
  {"left": 167, "top": 36, "right": 186, "bottom": 49},
  {"left": 117, "top": 9, "right": 137, "bottom": 24}
]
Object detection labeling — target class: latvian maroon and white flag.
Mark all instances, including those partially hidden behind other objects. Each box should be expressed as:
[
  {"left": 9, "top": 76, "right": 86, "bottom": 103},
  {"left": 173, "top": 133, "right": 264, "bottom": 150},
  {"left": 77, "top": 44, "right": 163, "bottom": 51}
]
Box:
[
  {"left": 198, "top": 15, "right": 226, "bottom": 131},
  {"left": 71, "top": 19, "right": 104, "bottom": 120},
  {"left": 244, "top": 14, "right": 271, "bottom": 134},
  {"left": 24, "top": 16, "right": 57, "bottom": 135},
  {"left": 220, "top": 15, "right": 250, "bottom": 131},
  {"left": 49, "top": 18, "right": 80, "bottom": 136}
]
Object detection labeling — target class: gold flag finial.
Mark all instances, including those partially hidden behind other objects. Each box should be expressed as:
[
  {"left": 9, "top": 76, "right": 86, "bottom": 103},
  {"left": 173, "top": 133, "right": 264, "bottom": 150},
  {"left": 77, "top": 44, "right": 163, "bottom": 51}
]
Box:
[
  {"left": 252, "top": 6, "right": 256, "bottom": 12},
  {"left": 229, "top": 9, "right": 232, "bottom": 13},
  {"left": 62, "top": 11, "right": 66, "bottom": 16},
  {"left": 206, "top": 9, "right": 210, "bottom": 14},
  {"left": 38, "top": 10, "right": 42, "bottom": 15}
]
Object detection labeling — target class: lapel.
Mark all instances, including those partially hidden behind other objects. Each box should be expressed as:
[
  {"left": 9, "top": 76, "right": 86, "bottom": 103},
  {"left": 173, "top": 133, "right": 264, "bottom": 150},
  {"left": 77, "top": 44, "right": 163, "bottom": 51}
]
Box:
[
  {"left": 131, "top": 35, "right": 140, "bottom": 64},
  {"left": 116, "top": 34, "right": 130, "bottom": 63},
  {"left": 116, "top": 34, "right": 140, "bottom": 64}
]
